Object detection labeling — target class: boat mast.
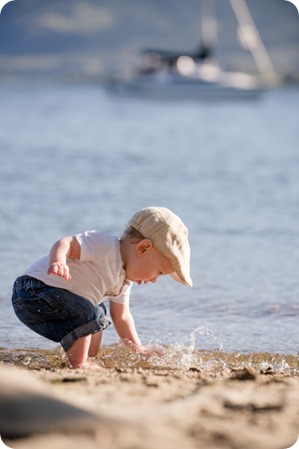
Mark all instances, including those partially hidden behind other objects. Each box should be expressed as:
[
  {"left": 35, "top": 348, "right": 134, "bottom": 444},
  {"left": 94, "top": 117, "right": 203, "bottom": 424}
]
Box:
[
  {"left": 199, "top": 0, "right": 218, "bottom": 57},
  {"left": 200, "top": 0, "right": 218, "bottom": 57},
  {"left": 229, "top": 0, "right": 280, "bottom": 84}
]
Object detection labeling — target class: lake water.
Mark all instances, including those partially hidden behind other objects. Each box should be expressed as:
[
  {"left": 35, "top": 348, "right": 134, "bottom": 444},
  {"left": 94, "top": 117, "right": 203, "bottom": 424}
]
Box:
[{"left": 0, "top": 83, "right": 298, "bottom": 355}]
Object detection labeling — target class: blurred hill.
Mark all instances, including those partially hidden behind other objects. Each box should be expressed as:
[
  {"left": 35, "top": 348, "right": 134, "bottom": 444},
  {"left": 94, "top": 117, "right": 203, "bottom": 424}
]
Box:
[{"left": 0, "top": 0, "right": 298, "bottom": 83}]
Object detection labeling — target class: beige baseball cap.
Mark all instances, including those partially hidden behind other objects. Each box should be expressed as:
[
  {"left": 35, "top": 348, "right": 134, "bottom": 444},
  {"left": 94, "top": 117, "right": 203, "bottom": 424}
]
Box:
[{"left": 127, "top": 207, "right": 192, "bottom": 287}]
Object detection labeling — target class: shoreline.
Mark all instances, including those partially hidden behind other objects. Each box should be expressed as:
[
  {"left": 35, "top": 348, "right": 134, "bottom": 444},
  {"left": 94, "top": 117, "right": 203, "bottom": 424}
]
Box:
[
  {"left": 0, "top": 346, "right": 298, "bottom": 373},
  {"left": 0, "top": 347, "right": 298, "bottom": 449}
]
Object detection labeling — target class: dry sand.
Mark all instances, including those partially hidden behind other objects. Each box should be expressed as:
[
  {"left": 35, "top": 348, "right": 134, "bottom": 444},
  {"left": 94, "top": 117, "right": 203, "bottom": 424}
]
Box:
[{"left": 0, "top": 346, "right": 298, "bottom": 449}]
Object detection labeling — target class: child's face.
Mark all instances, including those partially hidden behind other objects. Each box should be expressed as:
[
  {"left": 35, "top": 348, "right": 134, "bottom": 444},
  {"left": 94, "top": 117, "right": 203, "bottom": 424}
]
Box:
[{"left": 124, "top": 239, "right": 174, "bottom": 285}]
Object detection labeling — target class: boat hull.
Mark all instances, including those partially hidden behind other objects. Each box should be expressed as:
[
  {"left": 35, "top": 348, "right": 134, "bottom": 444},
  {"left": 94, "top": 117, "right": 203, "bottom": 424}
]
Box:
[{"left": 107, "top": 78, "right": 264, "bottom": 100}]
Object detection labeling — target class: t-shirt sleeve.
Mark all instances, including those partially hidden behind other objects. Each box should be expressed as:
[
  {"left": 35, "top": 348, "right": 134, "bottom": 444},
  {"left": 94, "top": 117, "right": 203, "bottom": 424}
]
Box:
[
  {"left": 75, "top": 231, "right": 112, "bottom": 262},
  {"left": 108, "top": 280, "right": 133, "bottom": 305}
]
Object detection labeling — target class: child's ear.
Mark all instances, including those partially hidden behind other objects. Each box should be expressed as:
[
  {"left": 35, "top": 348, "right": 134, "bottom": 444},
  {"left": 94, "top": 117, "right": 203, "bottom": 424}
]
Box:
[{"left": 136, "top": 239, "right": 153, "bottom": 255}]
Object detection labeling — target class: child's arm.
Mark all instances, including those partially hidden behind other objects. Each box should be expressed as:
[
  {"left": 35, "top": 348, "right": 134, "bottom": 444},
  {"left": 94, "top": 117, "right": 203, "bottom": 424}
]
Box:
[
  {"left": 47, "top": 236, "right": 81, "bottom": 280},
  {"left": 110, "top": 301, "right": 165, "bottom": 357},
  {"left": 109, "top": 302, "right": 142, "bottom": 347}
]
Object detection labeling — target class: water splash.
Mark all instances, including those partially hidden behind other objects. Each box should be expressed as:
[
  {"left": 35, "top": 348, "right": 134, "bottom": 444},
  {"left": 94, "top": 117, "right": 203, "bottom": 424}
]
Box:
[
  {"left": 100, "top": 326, "right": 223, "bottom": 371},
  {"left": 148, "top": 326, "right": 224, "bottom": 370}
]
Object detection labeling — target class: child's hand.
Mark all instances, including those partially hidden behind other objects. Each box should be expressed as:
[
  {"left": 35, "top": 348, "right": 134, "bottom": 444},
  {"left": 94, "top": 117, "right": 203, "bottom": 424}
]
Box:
[
  {"left": 134, "top": 344, "right": 165, "bottom": 358},
  {"left": 47, "top": 262, "right": 71, "bottom": 280}
]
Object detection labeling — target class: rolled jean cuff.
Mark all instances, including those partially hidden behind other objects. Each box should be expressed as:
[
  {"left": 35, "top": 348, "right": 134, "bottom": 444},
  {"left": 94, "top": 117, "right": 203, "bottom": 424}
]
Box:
[{"left": 60, "top": 312, "right": 111, "bottom": 352}]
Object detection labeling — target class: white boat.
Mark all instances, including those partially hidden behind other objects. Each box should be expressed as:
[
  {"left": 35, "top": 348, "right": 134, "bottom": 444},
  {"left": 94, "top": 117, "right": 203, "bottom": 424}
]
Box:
[
  {"left": 108, "top": 57, "right": 265, "bottom": 100},
  {"left": 107, "top": 0, "right": 279, "bottom": 100}
]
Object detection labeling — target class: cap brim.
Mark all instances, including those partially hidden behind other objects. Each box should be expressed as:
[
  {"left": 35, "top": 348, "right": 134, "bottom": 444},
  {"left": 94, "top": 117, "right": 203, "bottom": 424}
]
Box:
[{"left": 170, "top": 272, "right": 193, "bottom": 287}]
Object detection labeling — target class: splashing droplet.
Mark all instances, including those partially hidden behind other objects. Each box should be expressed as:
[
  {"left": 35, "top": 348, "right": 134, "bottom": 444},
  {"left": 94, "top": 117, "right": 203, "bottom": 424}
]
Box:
[{"left": 149, "top": 326, "right": 224, "bottom": 370}]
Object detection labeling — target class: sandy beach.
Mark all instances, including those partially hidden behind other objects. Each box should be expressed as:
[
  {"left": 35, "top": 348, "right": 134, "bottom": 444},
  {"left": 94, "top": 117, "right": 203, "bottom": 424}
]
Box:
[{"left": 0, "top": 346, "right": 298, "bottom": 449}]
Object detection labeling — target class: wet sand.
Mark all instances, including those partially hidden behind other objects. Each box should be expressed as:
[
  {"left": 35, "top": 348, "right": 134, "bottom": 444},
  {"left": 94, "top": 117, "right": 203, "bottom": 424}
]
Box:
[{"left": 0, "top": 346, "right": 298, "bottom": 449}]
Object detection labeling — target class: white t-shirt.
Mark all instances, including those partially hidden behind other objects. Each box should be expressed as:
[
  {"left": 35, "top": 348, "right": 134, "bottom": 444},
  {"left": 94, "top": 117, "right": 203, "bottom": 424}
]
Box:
[{"left": 24, "top": 231, "right": 132, "bottom": 306}]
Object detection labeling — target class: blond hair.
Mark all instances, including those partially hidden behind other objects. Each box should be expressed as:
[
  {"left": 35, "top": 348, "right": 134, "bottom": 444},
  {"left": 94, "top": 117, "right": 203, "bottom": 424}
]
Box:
[{"left": 121, "top": 225, "right": 146, "bottom": 243}]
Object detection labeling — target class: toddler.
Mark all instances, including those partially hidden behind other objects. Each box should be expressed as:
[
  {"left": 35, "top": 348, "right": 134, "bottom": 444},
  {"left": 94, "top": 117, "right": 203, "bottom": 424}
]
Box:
[{"left": 12, "top": 206, "right": 192, "bottom": 368}]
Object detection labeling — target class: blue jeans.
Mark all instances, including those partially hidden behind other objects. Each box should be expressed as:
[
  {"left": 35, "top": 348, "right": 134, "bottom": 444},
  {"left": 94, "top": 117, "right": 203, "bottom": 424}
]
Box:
[{"left": 12, "top": 275, "right": 111, "bottom": 351}]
